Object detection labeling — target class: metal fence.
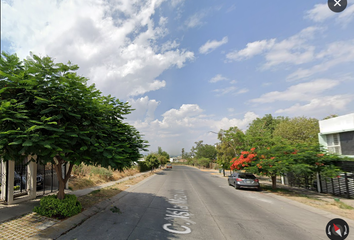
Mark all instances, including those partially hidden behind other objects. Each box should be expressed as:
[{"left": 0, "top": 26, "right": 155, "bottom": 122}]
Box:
[
  {"left": 319, "top": 173, "right": 354, "bottom": 199},
  {"left": 37, "top": 163, "right": 59, "bottom": 196},
  {"left": 284, "top": 171, "right": 354, "bottom": 199},
  {"left": 285, "top": 172, "right": 317, "bottom": 191}
]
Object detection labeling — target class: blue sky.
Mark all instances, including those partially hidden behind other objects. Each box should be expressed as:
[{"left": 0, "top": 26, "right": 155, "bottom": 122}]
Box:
[{"left": 2, "top": 0, "right": 354, "bottom": 156}]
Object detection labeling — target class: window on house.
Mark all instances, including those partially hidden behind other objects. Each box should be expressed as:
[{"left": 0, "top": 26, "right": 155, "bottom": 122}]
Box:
[{"left": 326, "top": 134, "right": 341, "bottom": 154}]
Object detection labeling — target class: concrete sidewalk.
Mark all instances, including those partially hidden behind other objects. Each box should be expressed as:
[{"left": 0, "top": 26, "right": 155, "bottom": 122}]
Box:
[
  {"left": 0, "top": 171, "right": 153, "bottom": 240},
  {"left": 0, "top": 171, "right": 149, "bottom": 224}
]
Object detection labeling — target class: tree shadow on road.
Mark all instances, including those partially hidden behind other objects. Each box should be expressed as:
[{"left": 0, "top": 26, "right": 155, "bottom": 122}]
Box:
[{"left": 57, "top": 190, "right": 195, "bottom": 240}]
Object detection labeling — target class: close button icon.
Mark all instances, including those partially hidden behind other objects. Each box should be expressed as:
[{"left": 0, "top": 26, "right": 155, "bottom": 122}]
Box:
[{"left": 328, "top": 0, "right": 347, "bottom": 12}]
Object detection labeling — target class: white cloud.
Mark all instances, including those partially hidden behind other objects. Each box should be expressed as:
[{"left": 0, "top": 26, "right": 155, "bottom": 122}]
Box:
[
  {"left": 2, "top": 0, "right": 194, "bottom": 99},
  {"left": 226, "top": 27, "right": 320, "bottom": 68},
  {"left": 305, "top": 4, "right": 335, "bottom": 22},
  {"left": 337, "top": 4, "right": 354, "bottom": 26},
  {"left": 236, "top": 88, "right": 249, "bottom": 94},
  {"left": 251, "top": 79, "right": 340, "bottom": 103},
  {"left": 185, "top": 10, "right": 208, "bottom": 28},
  {"left": 305, "top": 3, "right": 354, "bottom": 26},
  {"left": 263, "top": 27, "right": 318, "bottom": 68},
  {"left": 199, "top": 36, "right": 228, "bottom": 54},
  {"left": 214, "top": 112, "right": 259, "bottom": 132},
  {"left": 226, "top": 4, "right": 236, "bottom": 13},
  {"left": 171, "top": 0, "right": 184, "bottom": 7},
  {"left": 162, "top": 104, "right": 204, "bottom": 120},
  {"left": 130, "top": 104, "right": 258, "bottom": 155},
  {"left": 209, "top": 74, "right": 228, "bottom": 83},
  {"left": 275, "top": 95, "right": 354, "bottom": 117},
  {"left": 226, "top": 39, "right": 275, "bottom": 61},
  {"left": 287, "top": 40, "right": 354, "bottom": 81},
  {"left": 161, "top": 40, "right": 180, "bottom": 52},
  {"left": 127, "top": 96, "right": 160, "bottom": 122},
  {"left": 213, "top": 86, "right": 237, "bottom": 96},
  {"left": 228, "top": 108, "right": 235, "bottom": 112}
]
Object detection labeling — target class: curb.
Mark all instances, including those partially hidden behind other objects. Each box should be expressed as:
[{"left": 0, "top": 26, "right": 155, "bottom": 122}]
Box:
[{"left": 29, "top": 171, "right": 157, "bottom": 240}]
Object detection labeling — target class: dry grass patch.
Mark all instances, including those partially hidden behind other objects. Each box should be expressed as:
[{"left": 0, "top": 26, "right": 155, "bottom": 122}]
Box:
[
  {"left": 69, "top": 165, "right": 140, "bottom": 191},
  {"left": 284, "top": 195, "right": 354, "bottom": 220},
  {"left": 77, "top": 172, "right": 155, "bottom": 210}
]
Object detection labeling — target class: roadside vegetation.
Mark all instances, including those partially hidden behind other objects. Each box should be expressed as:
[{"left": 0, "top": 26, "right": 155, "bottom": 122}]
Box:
[
  {"left": 0, "top": 52, "right": 148, "bottom": 201},
  {"left": 68, "top": 164, "right": 140, "bottom": 191},
  {"left": 77, "top": 171, "right": 155, "bottom": 210},
  {"left": 139, "top": 146, "right": 170, "bottom": 172},
  {"left": 181, "top": 114, "right": 351, "bottom": 189}
]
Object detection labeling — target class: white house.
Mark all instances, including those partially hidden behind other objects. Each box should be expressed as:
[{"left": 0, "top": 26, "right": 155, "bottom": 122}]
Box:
[
  {"left": 318, "top": 113, "right": 354, "bottom": 158},
  {"left": 169, "top": 158, "right": 178, "bottom": 163}
]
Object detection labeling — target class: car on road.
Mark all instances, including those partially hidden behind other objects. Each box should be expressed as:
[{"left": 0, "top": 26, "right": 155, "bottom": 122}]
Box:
[
  {"left": 166, "top": 163, "right": 172, "bottom": 169},
  {"left": 228, "top": 172, "right": 260, "bottom": 190}
]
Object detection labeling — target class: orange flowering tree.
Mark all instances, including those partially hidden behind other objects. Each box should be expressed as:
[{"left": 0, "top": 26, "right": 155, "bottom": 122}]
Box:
[
  {"left": 230, "top": 148, "right": 257, "bottom": 171},
  {"left": 230, "top": 144, "right": 342, "bottom": 189},
  {"left": 230, "top": 146, "right": 295, "bottom": 189}
]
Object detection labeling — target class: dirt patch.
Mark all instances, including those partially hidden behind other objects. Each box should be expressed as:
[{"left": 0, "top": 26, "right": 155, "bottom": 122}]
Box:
[
  {"left": 260, "top": 186, "right": 354, "bottom": 221},
  {"left": 282, "top": 194, "right": 354, "bottom": 220}
]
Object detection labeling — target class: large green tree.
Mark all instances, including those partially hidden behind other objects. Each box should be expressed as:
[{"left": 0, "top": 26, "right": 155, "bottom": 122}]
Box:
[
  {"left": 195, "top": 142, "right": 217, "bottom": 160},
  {"left": 216, "top": 127, "right": 245, "bottom": 175},
  {"left": 245, "top": 114, "right": 286, "bottom": 148},
  {"left": 273, "top": 116, "right": 319, "bottom": 145},
  {"left": 145, "top": 153, "right": 159, "bottom": 171},
  {"left": 0, "top": 52, "right": 148, "bottom": 199},
  {"left": 157, "top": 146, "right": 170, "bottom": 160}
]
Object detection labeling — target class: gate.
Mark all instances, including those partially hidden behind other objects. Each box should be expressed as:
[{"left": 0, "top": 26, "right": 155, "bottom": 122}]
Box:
[
  {"left": 14, "top": 160, "right": 29, "bottom": 198},
  {"left": 37, "top": 163, "right": 59, "bottom": 196}
]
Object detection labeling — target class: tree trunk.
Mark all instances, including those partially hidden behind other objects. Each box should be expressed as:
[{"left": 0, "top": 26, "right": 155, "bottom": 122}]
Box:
[
  {"left": 223, "top": 169, "right": 225, "bottom": 177},
  {"left": 53, "top": 157, "right": 74, "bottom": 200},
  {"left": 271, "top": 175, "right": 277, "bottom": 189},
  {"left": 57, "top": 178, "right": 66, "bottom": 200}
]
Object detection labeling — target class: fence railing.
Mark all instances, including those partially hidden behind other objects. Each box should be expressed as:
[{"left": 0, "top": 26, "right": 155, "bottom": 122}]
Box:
[
  {"left": 284, "top": 172, "right": 354, "bottom": 199},
  {"left": 319, "top": 173, "right": 354, "bottom": 199}
]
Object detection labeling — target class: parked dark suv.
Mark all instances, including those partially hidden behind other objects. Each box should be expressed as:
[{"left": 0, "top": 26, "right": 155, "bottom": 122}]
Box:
[
  {"left": 14, "top": 171, "right": 44, "bottom": 190},
  {"left": 228, "top": 172, "right": 260, "bottom": 190}
]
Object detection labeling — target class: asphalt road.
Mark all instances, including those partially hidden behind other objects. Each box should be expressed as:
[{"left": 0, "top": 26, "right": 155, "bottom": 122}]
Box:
[{"left": 58, "top": 166, "right": 350, "bottom": 240}]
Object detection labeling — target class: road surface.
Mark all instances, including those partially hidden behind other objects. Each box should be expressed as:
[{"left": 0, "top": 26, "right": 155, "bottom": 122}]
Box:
[{"left": 58, "top": 165, "right": 349, "bottom": 240}]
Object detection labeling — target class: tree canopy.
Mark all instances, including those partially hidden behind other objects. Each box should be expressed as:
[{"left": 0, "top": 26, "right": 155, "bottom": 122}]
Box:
[
  {"left": 194, "top": 141, "right": 217, "bottom": 160},
  {"left": 0, "top": 52, "right": 148, "bottom": 199},
  {"left": 216, "top": 127, "right": 245, "bottom": 173},
  {"left": 273, "top": 116, "right": 319, "bottom": 145}
]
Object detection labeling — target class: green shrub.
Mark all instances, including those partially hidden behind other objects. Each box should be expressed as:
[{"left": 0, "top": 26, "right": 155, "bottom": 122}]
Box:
[
  {"left": 138, "top": 161, "right": 151, "bottom": 172},
  {"left": 198, "top": 157, "right": 211, "bottom": 168},
  {"left": 0, "top": 185, "right": 20, "bottom": 194},
  {"left": 34, "top": 194, "right": 82, "bottom": 219}
]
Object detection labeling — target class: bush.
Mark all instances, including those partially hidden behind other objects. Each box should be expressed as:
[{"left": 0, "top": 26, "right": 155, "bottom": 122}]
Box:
[
  {"left": 138, "top": 161, "right": 151, "bottom": 172},
  {"left": 34, "top": 194, "right": 82, "bottom": 219},
  {"left": 0, "top": 185, "right": 20, "bottom": 194},
  {"left": 198, "top": 158, "right": 211, "bottom": 168}
]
